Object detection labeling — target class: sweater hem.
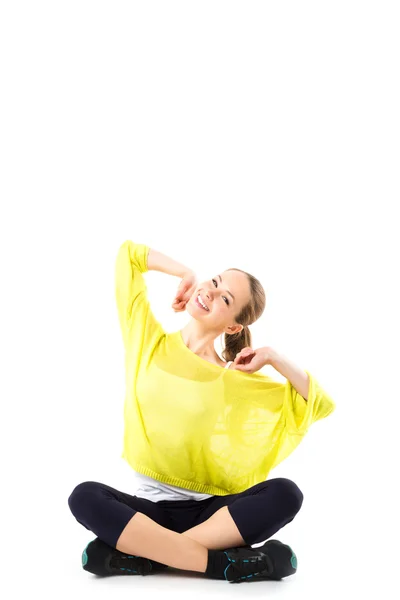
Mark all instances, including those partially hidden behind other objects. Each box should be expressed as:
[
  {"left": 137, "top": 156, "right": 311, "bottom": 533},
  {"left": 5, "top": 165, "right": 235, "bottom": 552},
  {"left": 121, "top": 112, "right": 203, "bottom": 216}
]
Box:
[{"left": 122, "top": 455, "right": 232, "bottom": 496}]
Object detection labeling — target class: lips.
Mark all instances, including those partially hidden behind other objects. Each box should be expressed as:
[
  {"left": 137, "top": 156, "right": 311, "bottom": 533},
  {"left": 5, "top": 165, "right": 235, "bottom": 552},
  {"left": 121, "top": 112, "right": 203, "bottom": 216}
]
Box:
[{"left": 195, "top": 295, "right": 209, "bottom": 311}]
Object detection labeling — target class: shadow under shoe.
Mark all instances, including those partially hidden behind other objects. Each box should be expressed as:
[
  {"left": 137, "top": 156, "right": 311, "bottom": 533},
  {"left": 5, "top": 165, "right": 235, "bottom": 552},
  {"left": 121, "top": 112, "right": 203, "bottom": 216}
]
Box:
[
  {"left": 223, "top": 539, "right": 297, "bottom": 583},
  {"left": 81, "top": 537, "right": 169, "bottom": 576}
]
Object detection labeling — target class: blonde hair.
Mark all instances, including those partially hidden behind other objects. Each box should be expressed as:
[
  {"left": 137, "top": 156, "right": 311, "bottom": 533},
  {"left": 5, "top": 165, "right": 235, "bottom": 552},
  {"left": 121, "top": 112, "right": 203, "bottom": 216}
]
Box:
[{"left": 221, "top": 269, "right": 266, "bottom": 362}]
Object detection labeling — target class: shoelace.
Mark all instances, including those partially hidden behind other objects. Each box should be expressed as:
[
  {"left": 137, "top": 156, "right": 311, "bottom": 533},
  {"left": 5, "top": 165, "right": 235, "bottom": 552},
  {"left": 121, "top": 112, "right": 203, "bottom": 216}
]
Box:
[
  {"left": 225, "top": 549, "right": 274, "bottom": 580},
  {"left": 109, "top": 554, "right": 151, "bottom": 575}
]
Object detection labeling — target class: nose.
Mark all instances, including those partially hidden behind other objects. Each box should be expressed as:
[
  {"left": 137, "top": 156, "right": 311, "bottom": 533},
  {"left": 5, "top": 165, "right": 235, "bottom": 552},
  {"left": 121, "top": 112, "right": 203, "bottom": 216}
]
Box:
[{"left": 205, "top": 289, "right": 215, "bottom": 304}]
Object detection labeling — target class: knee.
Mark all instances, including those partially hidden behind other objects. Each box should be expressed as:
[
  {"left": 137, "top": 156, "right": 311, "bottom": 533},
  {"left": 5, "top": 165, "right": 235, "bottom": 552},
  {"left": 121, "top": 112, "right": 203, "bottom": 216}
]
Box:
[
  {"left": 272, "top": 477, "right": 304, "bottom": 514},
  {"left": 67, "top": 481, "right": 100, "bottom": 517}
]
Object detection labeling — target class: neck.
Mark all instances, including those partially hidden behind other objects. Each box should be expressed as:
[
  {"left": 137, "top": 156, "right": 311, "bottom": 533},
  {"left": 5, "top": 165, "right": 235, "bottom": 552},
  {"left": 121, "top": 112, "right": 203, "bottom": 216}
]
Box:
[{"left": 180, "top": 321, "right": 222, "bottom": 360}]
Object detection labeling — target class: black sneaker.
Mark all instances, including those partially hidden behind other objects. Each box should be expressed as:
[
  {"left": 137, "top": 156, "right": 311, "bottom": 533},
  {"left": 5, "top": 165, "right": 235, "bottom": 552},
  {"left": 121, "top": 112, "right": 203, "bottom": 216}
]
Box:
[
  {"left": 81, "top": 537, "right": 169, "bottom": 576},
  {"left": 223, "top": 539, "right": 297, "bottom": 583}
]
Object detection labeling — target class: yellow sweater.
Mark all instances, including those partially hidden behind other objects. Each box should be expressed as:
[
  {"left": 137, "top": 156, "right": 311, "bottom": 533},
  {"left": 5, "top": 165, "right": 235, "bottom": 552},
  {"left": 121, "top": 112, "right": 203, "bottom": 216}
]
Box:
[{"left": 115, "top": 240, "right": 336, "bottom": 496}]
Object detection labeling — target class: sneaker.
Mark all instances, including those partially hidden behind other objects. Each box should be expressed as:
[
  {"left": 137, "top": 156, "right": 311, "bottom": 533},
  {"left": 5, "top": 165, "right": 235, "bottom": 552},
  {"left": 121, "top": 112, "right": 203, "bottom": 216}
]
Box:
[
  {"left": 223, "top": 539, "right": 297, "bottom": 583},
  {"left": 81, "top": 537, "right": 169, "bottom": 576}
]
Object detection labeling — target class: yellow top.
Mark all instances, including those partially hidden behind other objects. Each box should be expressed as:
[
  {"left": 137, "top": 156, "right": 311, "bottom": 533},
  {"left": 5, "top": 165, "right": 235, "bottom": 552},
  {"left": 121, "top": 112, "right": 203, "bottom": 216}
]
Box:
[{"left": 115, "top": 240, "right": 336, "bottom": 496}]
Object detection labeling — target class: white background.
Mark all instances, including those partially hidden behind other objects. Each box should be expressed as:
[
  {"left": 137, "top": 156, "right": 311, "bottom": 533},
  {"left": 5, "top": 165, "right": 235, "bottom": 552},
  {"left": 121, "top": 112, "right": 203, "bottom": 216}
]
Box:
[{"left": 1, "top": 1, "right": 399, "bottom": 597}]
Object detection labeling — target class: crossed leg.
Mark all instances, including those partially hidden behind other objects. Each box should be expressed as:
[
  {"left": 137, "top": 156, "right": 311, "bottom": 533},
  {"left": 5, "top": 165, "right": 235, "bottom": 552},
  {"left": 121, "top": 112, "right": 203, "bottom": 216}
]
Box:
[
  {"left": 181, "top": 505, "right": 246, "bottom": 550},
  {"left": 115, "top": 505, "right": 246, "bottom": 573}
]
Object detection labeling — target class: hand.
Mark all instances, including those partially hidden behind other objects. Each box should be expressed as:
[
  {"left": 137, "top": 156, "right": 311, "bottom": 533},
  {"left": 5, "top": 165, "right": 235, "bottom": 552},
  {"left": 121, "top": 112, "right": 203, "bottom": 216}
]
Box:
[
  {"left": 232, "top": 346, "right": 275, "bottom": 374},
  {"left": 172, "top": 271, "right": 198, "bottom": 313}
]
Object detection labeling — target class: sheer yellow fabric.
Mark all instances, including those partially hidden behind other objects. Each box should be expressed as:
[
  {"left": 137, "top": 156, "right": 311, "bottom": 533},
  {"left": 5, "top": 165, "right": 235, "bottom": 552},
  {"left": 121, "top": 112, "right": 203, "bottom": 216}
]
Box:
[{"left": 115, "top": 241, "right": 336, "bottom": 496}]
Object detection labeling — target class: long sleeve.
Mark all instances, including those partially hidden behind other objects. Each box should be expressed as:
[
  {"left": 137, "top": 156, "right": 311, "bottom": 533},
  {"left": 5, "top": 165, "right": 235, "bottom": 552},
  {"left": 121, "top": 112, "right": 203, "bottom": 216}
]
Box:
[
  {"left": 259, "top": 370, "right": 336, "bottom": 476},
  {"left": 115, "top": 240, "right": 164, "bottom": 352}
]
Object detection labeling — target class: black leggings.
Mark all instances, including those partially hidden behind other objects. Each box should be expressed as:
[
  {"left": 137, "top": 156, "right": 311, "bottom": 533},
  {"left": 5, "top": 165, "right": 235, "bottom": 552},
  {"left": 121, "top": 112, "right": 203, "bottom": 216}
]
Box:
[{"left": 68, "top": 477, "right": 304, "bottom": 549}]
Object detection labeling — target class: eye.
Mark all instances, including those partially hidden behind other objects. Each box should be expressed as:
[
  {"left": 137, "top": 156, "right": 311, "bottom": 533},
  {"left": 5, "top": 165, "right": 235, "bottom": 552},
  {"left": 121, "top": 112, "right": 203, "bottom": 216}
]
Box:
[{"left": 212, "top": 278, "right": 229, "bottom": 305}]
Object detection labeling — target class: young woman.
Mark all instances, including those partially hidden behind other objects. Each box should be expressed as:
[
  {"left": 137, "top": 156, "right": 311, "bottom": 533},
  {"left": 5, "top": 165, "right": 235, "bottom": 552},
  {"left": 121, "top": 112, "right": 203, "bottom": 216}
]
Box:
[{"left": 68, "top": 241, "right": 335, "bottom": 583}]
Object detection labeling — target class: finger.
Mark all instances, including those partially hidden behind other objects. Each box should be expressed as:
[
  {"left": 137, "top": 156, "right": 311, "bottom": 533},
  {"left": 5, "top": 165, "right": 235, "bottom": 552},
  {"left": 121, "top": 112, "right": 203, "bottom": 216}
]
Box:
[{"left": 172, "top": 301, "right": 184, "bottom": 309}]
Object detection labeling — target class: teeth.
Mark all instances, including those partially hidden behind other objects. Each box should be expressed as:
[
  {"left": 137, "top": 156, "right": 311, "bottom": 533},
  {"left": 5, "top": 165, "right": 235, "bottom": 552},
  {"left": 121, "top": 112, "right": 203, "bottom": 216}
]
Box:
[{"left": 197, "top": 294, "right": 209, "bottom": 310}]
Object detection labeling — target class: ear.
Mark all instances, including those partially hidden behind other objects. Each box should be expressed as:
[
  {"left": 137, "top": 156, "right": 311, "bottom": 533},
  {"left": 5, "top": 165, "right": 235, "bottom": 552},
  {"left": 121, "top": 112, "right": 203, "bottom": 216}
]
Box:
[{"left": 229, "top": 325, "right": 243, "bottom": 335}]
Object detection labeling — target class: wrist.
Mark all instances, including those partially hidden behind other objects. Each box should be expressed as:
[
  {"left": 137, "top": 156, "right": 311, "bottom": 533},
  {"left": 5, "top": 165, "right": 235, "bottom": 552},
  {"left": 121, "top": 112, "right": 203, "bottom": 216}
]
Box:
[
  {"left": 183, "top": 268, "right": 196, "bottom": 278},
  {"left": 262, "top": 346, "right": 280, "bottom": 366}
]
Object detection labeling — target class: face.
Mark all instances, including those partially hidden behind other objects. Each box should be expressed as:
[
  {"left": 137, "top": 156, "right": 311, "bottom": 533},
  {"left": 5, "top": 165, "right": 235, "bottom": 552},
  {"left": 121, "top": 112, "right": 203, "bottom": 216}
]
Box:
[{"left": 188, "top": 270, "right": 251, "bottom": 335}]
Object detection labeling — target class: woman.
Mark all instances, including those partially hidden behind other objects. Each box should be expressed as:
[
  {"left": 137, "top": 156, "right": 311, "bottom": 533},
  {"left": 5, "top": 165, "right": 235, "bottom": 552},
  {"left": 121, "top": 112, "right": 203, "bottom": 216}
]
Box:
[{"left": 68, "top": 241, "right": 335, "bottom": 583}]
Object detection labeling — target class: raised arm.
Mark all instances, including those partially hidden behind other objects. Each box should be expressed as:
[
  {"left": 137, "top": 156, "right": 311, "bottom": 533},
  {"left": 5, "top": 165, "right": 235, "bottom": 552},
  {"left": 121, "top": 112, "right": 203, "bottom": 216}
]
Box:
[
  {"left": 147, "top": 247, "right": 193, "bottom": 278},
  {"left": 230, "top": 345, "right": 310, "bottom": 401},
  {"left": 266, "top": 348, "right": 310, "bottom": 401}
]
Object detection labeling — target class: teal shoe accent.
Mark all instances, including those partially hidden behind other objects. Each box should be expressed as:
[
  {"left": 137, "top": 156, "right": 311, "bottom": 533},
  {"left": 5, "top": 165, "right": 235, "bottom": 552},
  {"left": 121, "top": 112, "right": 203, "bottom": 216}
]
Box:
[
  {"left": 82, "top": 543, "right": 89, "bottom": 567},
  {"left": 290, "top": 552, "right": 297, "bottom": 569}
]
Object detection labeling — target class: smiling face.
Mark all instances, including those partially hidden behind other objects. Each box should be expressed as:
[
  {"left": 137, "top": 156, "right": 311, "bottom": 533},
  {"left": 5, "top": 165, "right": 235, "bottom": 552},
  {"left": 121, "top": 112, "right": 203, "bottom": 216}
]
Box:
[{"left": 188, "top": 270, "right": 252, "bottom": 335}]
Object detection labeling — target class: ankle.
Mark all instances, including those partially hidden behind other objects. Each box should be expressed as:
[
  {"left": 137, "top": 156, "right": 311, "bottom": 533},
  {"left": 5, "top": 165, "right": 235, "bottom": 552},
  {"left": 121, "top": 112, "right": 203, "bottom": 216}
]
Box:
[{"left": 205, "top": 549, "right": 230, "bottom": 580}]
